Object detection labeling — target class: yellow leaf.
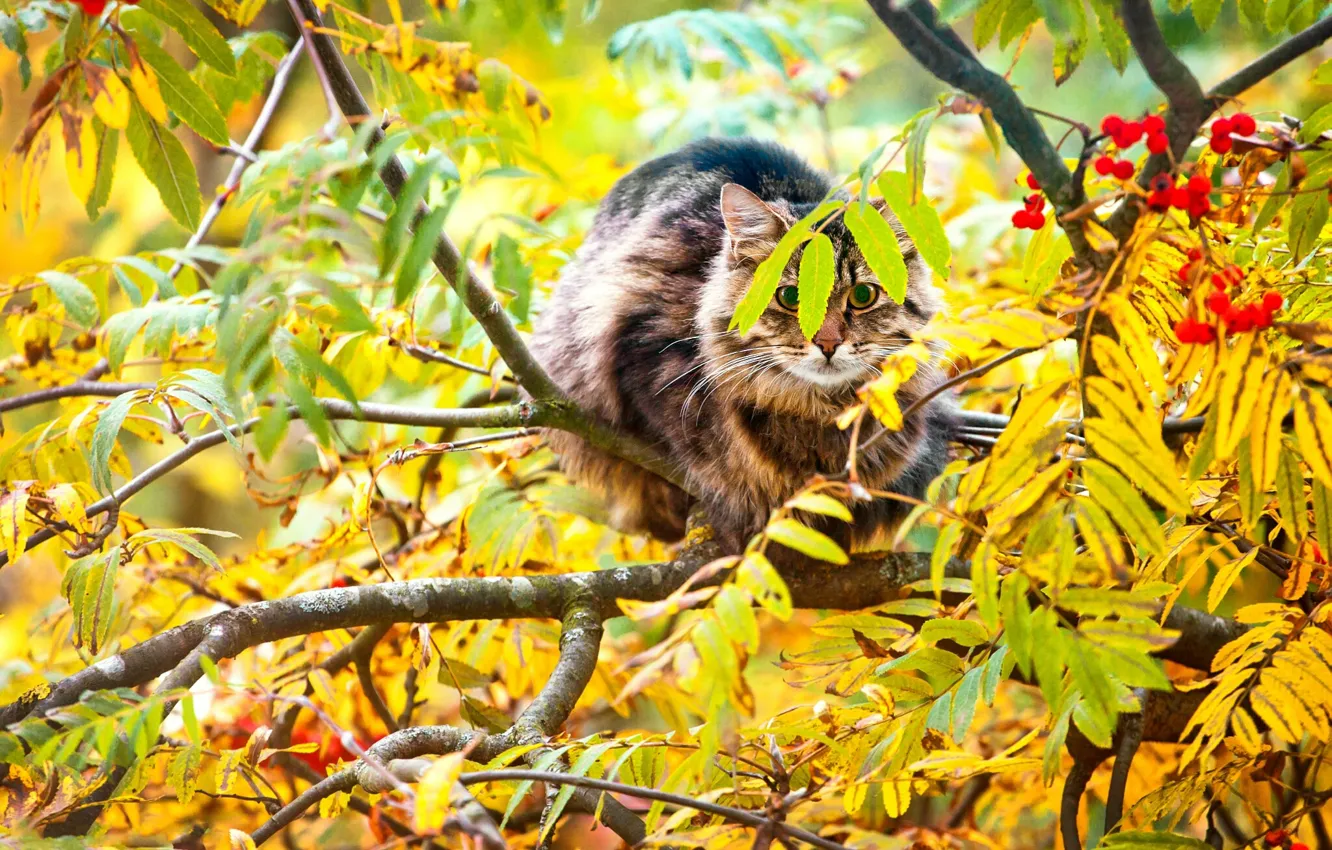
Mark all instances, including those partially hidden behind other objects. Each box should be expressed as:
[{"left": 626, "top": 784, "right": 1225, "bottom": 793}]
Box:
[
  {"left": 1214, "top": 335, "right": 1268, "bottom": 458},
  {"left": 785, "top": 490, "right": 853, "bottom": 521},
  {"left": 1250, "top": 369, "right": 1293, "bottom": 493},
  {"left": 1275, "top": 446, "right": 1309, "bottom": 541},
  {"left": 1082, "top": 458, "right": 1166, "bottom": 555},
  {"left": 1229, "top": 706, "right": 1264, "bottom": 756},
  {"left": 83, "top": 62, "right": 131, "bottom": 130},
  {"left": 765, "top": 518, "right": 848, "bottom": 565},
  {"left": 1090, "top": 334, "right": 1152, "bottom": 412},
  {"left": 58, "top": 105, "right": 98, "bottom": 205},
  {"left": 1207, "top": 548, "right": 1259, "bottom": 613},
  {"left": 46, "top": 483, "right": 92, "bottom": 533},
  {"left": 415, "top": 752, "right": 465, "bottom": 833},
  {"left": 970, "top": 380, "right": 1069, "bottom": 508},
  {"left": 229, "top": 830, "right": 257, "bottom": 850},
  {"left": 882, "top": 776, "right": 913, "bottom": 818},
  {"left": 0, "top": 487, "right": 32, "bottom": 563},
  {"left": 860, "top": 343, "right": 925, "bottom": 430},
  {"left": 1083, "top": 418, "right": 1189, "bottom": 515},
  {"left": 1295, "top": 388, "right": 1332, "bottom": 488},
  {"left": 125, "top": 39, "right": 168, "bottom": 125},
  {"left": 215, "top": 748, "right": 244, "bottom": 794},
  {"left": 19, "top": 118, "right": 54, "bottom": 231},
  {"left": 1105, "top": 296, "right": 1167, "bottom": 397}
]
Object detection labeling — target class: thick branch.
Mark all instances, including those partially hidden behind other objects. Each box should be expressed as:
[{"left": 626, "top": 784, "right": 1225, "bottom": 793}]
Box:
[{"left": 1209, "top": 15, "right": 1332, "bottom": 102}]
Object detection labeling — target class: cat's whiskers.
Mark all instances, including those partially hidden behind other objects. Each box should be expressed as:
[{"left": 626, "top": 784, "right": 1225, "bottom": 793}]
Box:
[
  {"left": 684, "top": 352, "right": 782, "bottom": 424},
  {"left": 659, "top": 345, "right": 784, "bottom": 394},
  {"left": 697, "top": 357, "right": 782, "bottom": 426}
]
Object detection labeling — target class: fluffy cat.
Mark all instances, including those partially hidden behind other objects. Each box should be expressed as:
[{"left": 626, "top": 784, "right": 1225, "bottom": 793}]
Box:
[{"left": 530, "top": 137, "right": 950, "bottom": 553}]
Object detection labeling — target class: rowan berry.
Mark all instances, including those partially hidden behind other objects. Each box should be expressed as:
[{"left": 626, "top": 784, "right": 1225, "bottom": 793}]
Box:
[
  {"left": 1113, "top": 159, "right": 1136, "bottom": 180},
  {"left": 1094, "top": 155, "right": 1116, "bottom": 176},
  {"left": 1143, "top": 114, "right": 1166, "bottom": 135},
  {"left": 1265, "top": 830, "right": 1288, "bottom": 847},
  {"left": 1262, "top": 291, "right": 1283, "bottom": 312},
  {"left": 1206, "top": 291, "right": 1231, "bottom": 314},
  {"left": 1211, "top": 272, "right": 1230, "bottom": 291},
  {"left": 1188, "top": 174, "right": 1212, "bottom": 195},
  {"left": 1210, "top": 135, "right": 1233, "bottom": 153},
  {"left": 1147, "top": 190, "right": 1173, "bottom": 211},
  {"left": 1147, "top": 132, "right": 1169, "bottom": 154},
  {"left": 75, "top": 0, "right": 107, "bottom": 13},
  {"left": 1170, "top": 187, "right": 1191, "bottom": 209},
  {"left": 1029, "top": 212, "right": 1046, "bottom": 229},
  {"left": 1188, "top": 195, "right": 1212, "bottom": 218},
  {"left": 1101, "top": 114, "right": 1124, "bottom": 137},
  {"left": 1232, "top": 112, "right": 1257, "bottom": 136},
  {"left": 1187, "top": 247, "right": 1203, "bottom": 261},
  {"left": 1026, "top": 173, "right": 1041, "bottom": 190},
  {"left": 1118, "top": 120, "right": 1144, "bottom": 145},
  {"left": 1212, "top": 117, "right": 1234, "bottom": 137}
]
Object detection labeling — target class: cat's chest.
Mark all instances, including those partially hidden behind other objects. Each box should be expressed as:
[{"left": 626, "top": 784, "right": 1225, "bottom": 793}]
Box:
[{"left": 731, "top": 404, "right": 854, "bottom": 474}]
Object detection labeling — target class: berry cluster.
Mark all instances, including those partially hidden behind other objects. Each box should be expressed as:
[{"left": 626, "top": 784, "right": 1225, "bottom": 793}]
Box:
[
  {"left": 1173, "top": 253, "right": 1283, "bottom": 344},
  {"left": 1093, "top": 155, "right": 1137, "bottom": 181},
  {"left": 72, "top": 0, "right": 136, "bottom": 15},
  {"left": 1011, "top": 188, "right": 1047, "bottom": 230},
  {"left": 1209, "top": 111, "right": 1258, "bottom": 154},
  {"left": 1264, "top": 829, "right": 1309, "bottom": 850},
  {"left": 1145, "top": 173, "right": 1213, "bottom": 218}
]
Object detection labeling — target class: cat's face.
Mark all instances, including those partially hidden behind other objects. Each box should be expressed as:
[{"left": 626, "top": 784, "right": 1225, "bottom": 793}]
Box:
[{"left": 697, "top": 183, "right": 941, "bottom": 413}]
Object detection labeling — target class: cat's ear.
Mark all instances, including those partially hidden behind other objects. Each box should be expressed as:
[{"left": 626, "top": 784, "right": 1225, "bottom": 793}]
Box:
[{"left": 720, "top": 183, "right": 785, "bottom": 261}]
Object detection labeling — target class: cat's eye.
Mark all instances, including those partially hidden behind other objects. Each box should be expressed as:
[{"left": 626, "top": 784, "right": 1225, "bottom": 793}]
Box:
[
  {"left": 849, "top": 284, "right": 879, "bottom": 310},
  {"left": 776, "top": 285, "right": 800, "bottom": 310}
]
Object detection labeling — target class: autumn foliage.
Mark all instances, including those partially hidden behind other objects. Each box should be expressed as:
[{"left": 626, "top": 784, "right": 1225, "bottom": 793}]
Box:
[{"left": 3, "top": 1, "right": 1332, "bottom": 849}]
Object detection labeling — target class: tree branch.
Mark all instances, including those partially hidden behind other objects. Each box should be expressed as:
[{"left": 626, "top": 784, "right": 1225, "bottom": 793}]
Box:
[
  {"left": 1209, "top": 14, "right": 1332, "bottom": 103},
  {"left": 1103, "top": 692, "right": 1146, "bottom": 835},
  {"left": 283, "top": 0, "right": 561, "bottom": 403}
]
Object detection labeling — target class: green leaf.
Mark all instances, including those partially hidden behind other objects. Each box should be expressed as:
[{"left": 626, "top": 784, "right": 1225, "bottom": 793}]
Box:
[
  {"left": 938, "top": 0, "right": 985, "bottom": 21},
  {"left": 1192, "top": 0, "right": 1224, "bottom": 29},
  {"left": 1089, "top": 0, "right": 1130, "bottom": 73},
  {"left": 91, "top": 391, "right": 141, "bottom": 493},
  {"left": 1276, "top": 446, "right": 1309, "bottom": 539},
  {"left": 714, "top": 584, "right": 759, "bottom": 651},
  {"left": 730, "top": 200, "right": 840, "bottom": 335},
  {"left": 950, "top": 666, "right": 983, "bottom": 741},
  {"left": 103, "top": 307, "right": 151, "bottom": 373},
  {"left": 712, "top": 12, "right": 785, "bottom": 72},
  {"left": 380, "top": 157, "right": 438, "bottom": 278},
  {"left": 903, "top": 108, "right": 937, "bottom": 201},
  {"left": 254, "top": 403, "right": 289, "bottom": 461},
  {"left": 971, "top": 539, "right": 1000, "bottom": 631},
  {"left": 125, "top": 102, "right": 202, "bottom": 231},
  {"left": 128, "top": 527, "right": 233, "bottom": 572},
  {"left": 920, "top": 618, "right": 990, "bottom": 647},
  {"left": 982, "top": 645, "right": 1010, "bottom": 706},
  {"left": 493, "top": 233, "right": 533, "bottom": 322},
  {"left": 394, "top": 205, "right": 449, "bottom": 307},
  {"left": 796, "top": 232, "right": 835, "bottom": 340},
  {"left": 137, "top": 0, "right": 235, "bottom": 75},
  {"left": 79, "top": 545, "right": 121, "bottom": 654},
  {"left": 877, "top": 172, "right": 950, "bottom": 280},
  {"left": 1288, "top": 181, "right": 1330, "bottom": 263},
  {"left": 86, "top": 123, "right": 118, "bottom": 221},
  {"left": 41, "top": 271, "right": 99, "bottom": 327},
  {"left": 1314, "top": 480, "right": 1332, "bottom": 560},
  {"left": 787, "top": 491, "right": 853, "bottom": 521},
  {"left": 765, "top": 518, "right": 848, "bottom": 564},
  {"left": 844, "top": 202, "right": 909, "bottom": 304},
  {"left": 1066, "top": 635, "right": 1119, "bottom": 731},
  {"left": 132, "top": 35, "right": 229, "bottom": 145},
  {"left": 1000, "top": 571, "right": 1033, "bottom": 677}
]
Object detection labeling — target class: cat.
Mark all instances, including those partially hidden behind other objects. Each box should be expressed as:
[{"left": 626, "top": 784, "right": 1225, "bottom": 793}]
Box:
[{"left": 530, "top": 137, "right": 951, "bottom": 555}]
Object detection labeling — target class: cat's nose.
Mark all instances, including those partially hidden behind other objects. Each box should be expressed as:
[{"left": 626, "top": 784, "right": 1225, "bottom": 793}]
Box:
[{"left": 814, "top": 341, "right": 838, "bottom": 360}]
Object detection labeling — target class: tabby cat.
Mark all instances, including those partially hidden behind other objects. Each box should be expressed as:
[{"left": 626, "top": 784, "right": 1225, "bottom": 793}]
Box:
[{"left": 531, "top": 137, "right": 950, "bottom": 554}]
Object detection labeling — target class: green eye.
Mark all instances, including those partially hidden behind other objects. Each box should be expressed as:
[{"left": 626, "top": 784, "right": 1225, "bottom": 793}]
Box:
[
  {"left": 849, "top": 284, "right": 879, "bottom": 309},
  {"left": 776, "top": 285, "right": 800, "bottom": 310}
]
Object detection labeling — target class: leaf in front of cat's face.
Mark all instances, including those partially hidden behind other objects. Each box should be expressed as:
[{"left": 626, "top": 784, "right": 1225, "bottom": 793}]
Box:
[
  {"left": 843, "top": 202, "right": 908, "bottom": 304},
  {"left": 729, "top": 199, "right": 841, "bottom": 335},
  {"left": 796, "top": 232, "right": 835, "bottom": 340},
  {"left": 878, "top": 172, "right": 951, "bottom": 280}
]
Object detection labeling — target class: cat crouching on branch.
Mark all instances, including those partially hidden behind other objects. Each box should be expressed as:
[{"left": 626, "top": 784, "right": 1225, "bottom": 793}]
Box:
[{"left": 531, "top": 137, "right": 951, "bottom": 555}]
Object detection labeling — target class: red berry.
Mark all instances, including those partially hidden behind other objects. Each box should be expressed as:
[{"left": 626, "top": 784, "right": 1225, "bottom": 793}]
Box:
[
  {"left": 1212, "top": 117, "right": 1234, "bottom": 137},
  {"left": 1029, "top": 212, "right": 1046, "bottom": 229},
  {"left": 1101, "top": 114, "right": 1124, "bottom": 136},
  {"left": 1118, "top": 121, "right": 1144, "bottom": 146},
  {"left": 1210, "top": 135, "right": 1233, "bottom": 153},
  {"left": 1187, "top": 174, "right": 1212, "bottom": 195},
  {"left": 1227, "top": 264, "right": 1245, "bottom": 283},
  {"left": 1147, "top": 190, "right": 1173, "bottom": 211},
  {"left": 1229, "top": 308, "right": 1256, "bottom": 333},
  {"left": 1143, "top": 114, "right": 1166, "bottom": 135},
  {"left": 1177, "top": 263, "right": 1194, "bottom": 282},
  {"left": 1211, "top": 272, "right": 1230, "bottom": 291},
  {"left": 1026, "top": 173, "right": 1041, "bottom": 190},
  {"left": 1094, "top": 155, "right": 1116, "bottom": 176},
  {"left": 1112, "top": 159, "right": 1136, "bottom": 180},
  {"left": 1232, "top": 112, "right": 1257, "bottom": 136},
  {"left": 1147, "top": 132, "right": 1169, "bottom": 154},
  {"left": 77, "top": 0, "right": 108, "bottom": 13},
  {"left": 1173, "top": 319, "right": 1193, "bottom": 343},
  {"left": 1291, "top": 844, "right": 1310, "bottom": 850},
  {"left": 1012, "top": 210, "right": 1031, "bottom": 228},
  {"left": 1188, "top": 195, "right": 1212, "bottom": 218},
  {"left": 1206, "top": 291, "right": 1231, "bottom": 313},
  {"left": 1197, "top": 323, "right": 1217, "bottom": 344},
  {"left": 1266, "top": 829, "right": 1290, "bottom": 846},
  {"left": 1025, "top": 192, "right": 1045, "bottom": 212},
  {"left": 1262, "top": 291, "right": 1283, "bottom": 312},
  {"left": 330, "top": 576, "right": 349, "bottom": 588},
  {"left": 1257, "top": 309, "right": 1275, "bottom": 329},
  {"left": 1187, "top": 247, "right": 1203, "bottom": 261},
  {"left": 1170, "top": 187, "right": 1191, "bottom": 209}
]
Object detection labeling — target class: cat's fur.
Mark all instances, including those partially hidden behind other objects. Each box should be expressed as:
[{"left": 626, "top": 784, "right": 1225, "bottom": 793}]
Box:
[{"left": 531, "top": 137, "right": 950, "bottom": 552}]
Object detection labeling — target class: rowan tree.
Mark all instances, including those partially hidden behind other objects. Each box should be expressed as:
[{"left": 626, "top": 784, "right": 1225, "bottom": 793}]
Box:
[{"left": 2, "top": 1, "right": 1332, "bottom": 848}]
